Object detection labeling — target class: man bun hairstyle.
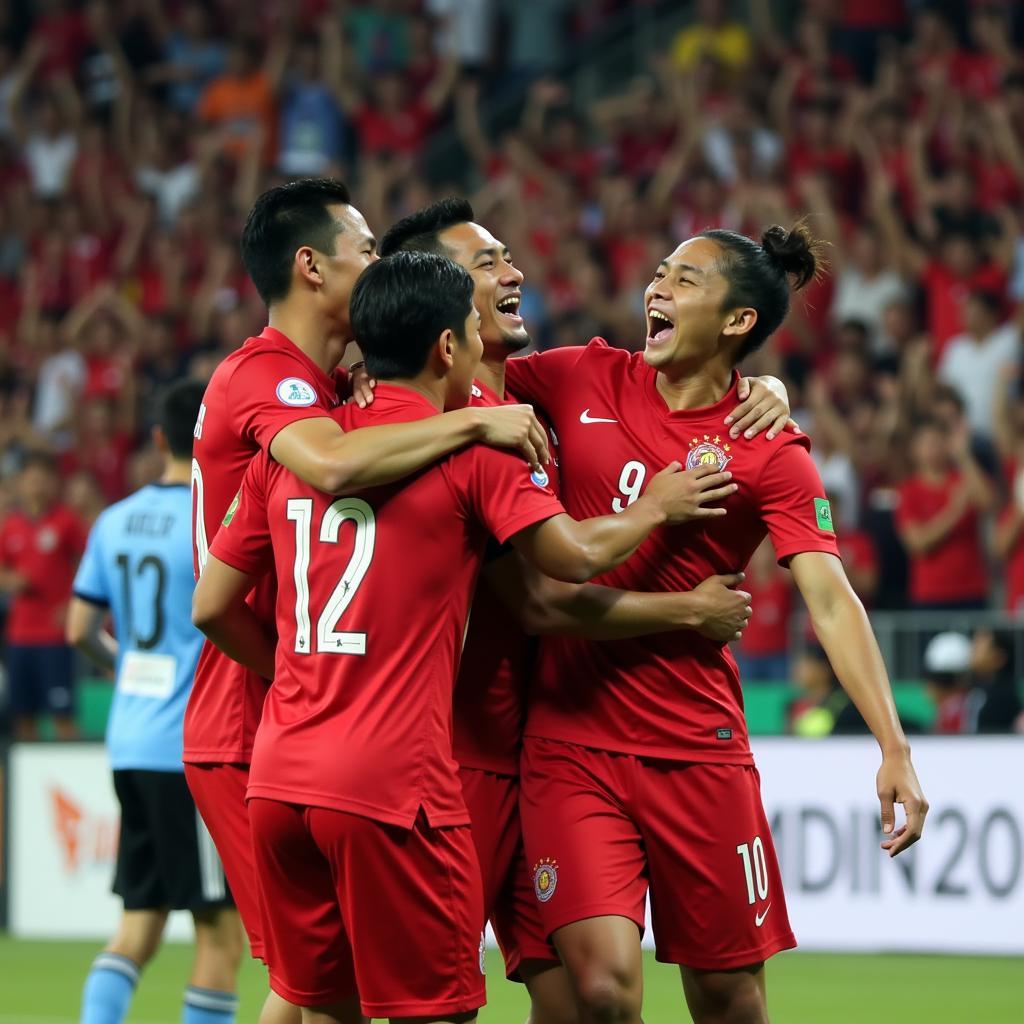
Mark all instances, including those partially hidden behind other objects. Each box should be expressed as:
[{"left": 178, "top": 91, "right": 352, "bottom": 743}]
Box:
[
  {"left": 379, "top": 196, "right": 475, "bottom": 257},
  {"left": 241, "top": 178, "right": 353, "bottom": 306},
  {"left": 350, "top": 251, "right": 476, "bottom": 380},
  {"left": 700, "top": 220, "right": 827, "bottom": 362},
  {"left": 760, "top": 223, "right": 821, "bottom": 291}
]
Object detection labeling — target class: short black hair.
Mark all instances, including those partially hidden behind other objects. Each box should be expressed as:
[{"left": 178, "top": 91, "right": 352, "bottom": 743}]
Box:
[
  {"left": 241, "top": 178, "right": 353, "bottom": 305},
  {"left": 700, "top": 222, "right": 825, "bottom": 363},
  {"left": 379, "top": 196, "right": 475, "bottom": 257},
  {"left": 350, "top": 251, "right": 475, "bottom": 379},
  {"left": 157, "top": 379, "right": 206, "bottom": 459}
]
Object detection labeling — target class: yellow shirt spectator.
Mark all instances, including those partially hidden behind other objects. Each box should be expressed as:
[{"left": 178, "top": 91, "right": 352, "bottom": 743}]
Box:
[{"left": 671, "top": 21, "right": 752, "bottom": 72}]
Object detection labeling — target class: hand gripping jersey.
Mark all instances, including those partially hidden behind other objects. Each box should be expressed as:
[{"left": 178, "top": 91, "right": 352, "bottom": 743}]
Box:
[
  {"left": 209, "top": 384, "right": 565, "bottom": 826},
  {"left": 506, "top": 339, "right": 840, "bottom": 763},
  {"left": 184, "top": 327, "right": 342, "bottom": 764}
]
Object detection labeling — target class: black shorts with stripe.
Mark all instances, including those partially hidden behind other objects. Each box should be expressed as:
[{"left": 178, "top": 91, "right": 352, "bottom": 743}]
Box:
[{"left": 113, "top": 769, "right": 233, "bottom": 912}]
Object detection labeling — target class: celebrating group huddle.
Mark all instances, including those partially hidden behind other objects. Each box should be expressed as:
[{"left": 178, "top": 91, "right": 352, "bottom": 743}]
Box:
[{"left": 185, "top": 180, "right": 927, "bottom": 1024}]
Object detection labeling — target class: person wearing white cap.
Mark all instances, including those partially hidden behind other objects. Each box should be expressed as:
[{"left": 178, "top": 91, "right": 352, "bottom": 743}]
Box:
[{"left": 923, "top": 631, "right": 972, "bottom": 733}]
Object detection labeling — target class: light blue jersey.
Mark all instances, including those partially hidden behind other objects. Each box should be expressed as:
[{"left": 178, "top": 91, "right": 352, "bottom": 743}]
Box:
[{"left": 73, "top": 483, "right": 201, "bottom": 771}]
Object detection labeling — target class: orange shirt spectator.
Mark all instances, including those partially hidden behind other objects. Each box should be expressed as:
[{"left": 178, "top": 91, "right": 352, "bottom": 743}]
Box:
[{"left": 198, "top": 39, "right": 276, "bottom": 163}]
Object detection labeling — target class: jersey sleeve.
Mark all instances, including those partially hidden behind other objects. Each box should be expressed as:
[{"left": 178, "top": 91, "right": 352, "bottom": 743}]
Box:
[
  {"left": 209, "top": 457, "right": 274, "bottom": 577},
  {"left": 226, "top": 352, "right": 333, "bottom": 453},
  {"left": 72, "top": 515, "right": 110, "bottom": 606},
  {"left": 505, "top": 338, "right": 611, "bottom": 409},
  {"left": 451, "top": 446, "right": 566, "bottom": 545},
  {"left": 755, "top": 438, "right": 841, "bottom": 565}
]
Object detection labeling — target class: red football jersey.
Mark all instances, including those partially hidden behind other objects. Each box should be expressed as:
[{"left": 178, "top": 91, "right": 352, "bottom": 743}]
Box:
[
  {"left": 0, "top": 504, "right": 86, "bottom": 645},
  {"left": 895, "top": 471, "right": 988, "bottom": 605},
  {"left": 451, "top": 378, "right": 561, "bottom": 776},
  {"left": 184, "top": 327, "right": 341, "bottom": 764},
  {"left": 209, "top": 384, "right": 566, "bottom": 827},
  {"left": 505, "top": 339, "right": 840, "bottom": 763}
]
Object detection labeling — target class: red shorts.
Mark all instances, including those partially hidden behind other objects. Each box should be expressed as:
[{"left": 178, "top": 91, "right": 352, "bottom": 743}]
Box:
[
  {"left": 519, "top": 738, "right": 796, "bottom": 971},
  {"left": 248, "top": 799, "right": 486, "bottom": 1017},
  {"left": 459, "top": 766, "right": 556, "bottom": 979},
  {"left": 184, "top": 762, "right": 265, "bottom": 960}
]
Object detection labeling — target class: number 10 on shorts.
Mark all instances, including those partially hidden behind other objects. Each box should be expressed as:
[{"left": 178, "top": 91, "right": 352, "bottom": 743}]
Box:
[{"left": 736, "top": 837, "right": 769, "bottom": 905}]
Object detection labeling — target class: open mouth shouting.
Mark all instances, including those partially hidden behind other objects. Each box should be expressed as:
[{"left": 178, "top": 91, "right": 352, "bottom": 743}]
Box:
[
  {"left": 647, "top": 307, "right": 674, "bottom": 346},
  {"left": 496, "top": 292, "right": 523, "bottom": 325}
]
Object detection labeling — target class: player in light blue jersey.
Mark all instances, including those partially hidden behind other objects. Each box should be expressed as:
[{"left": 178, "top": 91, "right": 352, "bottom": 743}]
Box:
[{"left": 68, "top": 380, "right": 243, "bottom": 1024}]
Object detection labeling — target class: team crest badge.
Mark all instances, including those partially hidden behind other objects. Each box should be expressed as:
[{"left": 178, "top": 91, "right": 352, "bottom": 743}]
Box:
[
  {"left": 533, "top": 858, "right": 559, "bottom": 903},
  {"left": 275, "top": 377, "right": 317, "bottom": 407},
  {"left": 478, "top": 931, "right": 487, "bottom": 975},
  {"left": 531, "top": 467, "right": 550, "bottom": 488},
  {"left": 686, "top": 435, "right": 732, "bottom": 472}
]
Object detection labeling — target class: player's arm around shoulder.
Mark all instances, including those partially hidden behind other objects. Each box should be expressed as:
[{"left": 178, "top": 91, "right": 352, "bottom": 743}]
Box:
[
  {"left": 270, "top": 404, "right": 550, "bottom": 494},
  {"left": 727, "top": 374, "right": 799, "bottom": 441},
  {"left": 788, "top": 550, "right": 928, "bottom": 857}
]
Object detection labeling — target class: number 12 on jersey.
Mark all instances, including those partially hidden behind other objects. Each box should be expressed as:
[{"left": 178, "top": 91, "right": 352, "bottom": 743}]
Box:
[{"left": 286, "top": 496, "right": 375, "bottom": 656}]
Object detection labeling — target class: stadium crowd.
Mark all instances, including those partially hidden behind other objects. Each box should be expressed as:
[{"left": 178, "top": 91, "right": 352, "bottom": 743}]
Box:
[{"left": 0, "top": 0, "right": 1023, "bottom": 734}]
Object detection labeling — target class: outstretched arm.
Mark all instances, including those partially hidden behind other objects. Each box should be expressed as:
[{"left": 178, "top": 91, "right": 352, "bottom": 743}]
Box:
[{"left": 790, "top": 551, "right": 928, "bottom": 856}]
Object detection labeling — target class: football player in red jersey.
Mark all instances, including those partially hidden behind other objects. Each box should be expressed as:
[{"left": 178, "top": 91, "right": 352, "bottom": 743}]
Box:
[
  {"left": 378, "top": 198, "right": 793, "bottom": 1023},
  {"left": 502, "top": 225, "right": 928, "bottom": 1024},
  {"left": 184, "top": 180, "right": 560, "bottom": 1024},
  {"left": 190, "top": 252, "right": 745, "bottom": 1024}
]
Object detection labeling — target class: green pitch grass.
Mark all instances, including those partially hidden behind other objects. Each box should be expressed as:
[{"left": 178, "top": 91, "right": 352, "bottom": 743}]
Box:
[{"left": 0, "top": 936, "right": 1019, "bottom": 1023}]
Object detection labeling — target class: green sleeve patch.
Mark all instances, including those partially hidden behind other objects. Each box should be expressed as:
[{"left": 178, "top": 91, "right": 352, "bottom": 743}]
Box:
[
  {"left": 222, "top": 492, "right": 240, "bottom": 526},
  {"left": 814, "top": 497, "right": 834, "bottom": 533}
]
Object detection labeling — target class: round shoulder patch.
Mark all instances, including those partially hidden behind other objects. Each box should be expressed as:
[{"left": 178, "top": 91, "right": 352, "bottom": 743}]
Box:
[{"left": 276, "top": 377, "right": 318, "bottom": 407}]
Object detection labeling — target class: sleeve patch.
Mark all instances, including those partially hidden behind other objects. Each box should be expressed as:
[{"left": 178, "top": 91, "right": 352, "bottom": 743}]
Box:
[
  {"left": 814, "top": 497, "right": 835, "bottom": 533},
  {"left": 222, "top": 491, "right": 240, "bottom": 526},
  {"left": 276, "top": 377, "right": 318, "bottom": 407}
]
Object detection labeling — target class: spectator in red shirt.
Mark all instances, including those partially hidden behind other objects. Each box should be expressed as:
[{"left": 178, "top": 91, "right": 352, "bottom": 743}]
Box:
[
  {"left": 993, "top": 451, "right": 1024, "bottom": 613},
  {"left": 870, "top": 158, "right": 1010, "bottom": 358},
  {"left": 323, "top": 15, "right": 457, "bottom": 161},
  {"left": 896, "top": 418, "right": 996, "bottom": 610},
  {"left": 735, "top": 538, "right": 792, "bottom": 682},
  {"left": 0, "top": 452, "right": 87, "bottom": 739}
]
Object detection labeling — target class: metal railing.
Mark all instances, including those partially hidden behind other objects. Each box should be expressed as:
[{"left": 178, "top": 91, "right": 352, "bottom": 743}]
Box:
[{"left": 793, "top": 610, "right": 1024, "bottom": 680}]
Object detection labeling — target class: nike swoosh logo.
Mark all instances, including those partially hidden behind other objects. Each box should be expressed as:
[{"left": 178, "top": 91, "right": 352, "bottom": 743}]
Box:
[
  {"left": 755, "top": 903, "right": 772, "bottom": 927},
  {"left": 580, "top": 409, "right": 618, "bottom": 424}
]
